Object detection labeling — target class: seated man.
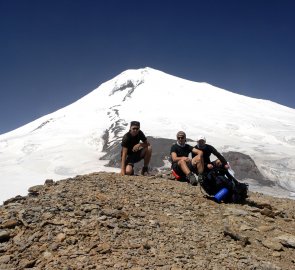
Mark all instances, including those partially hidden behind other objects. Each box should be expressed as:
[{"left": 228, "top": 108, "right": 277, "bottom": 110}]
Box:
[
  {"left": 121, "top": 121, "right": 152, "bottom": 176},
  {"left": 170, "top": 131, "right": 204, "bottom": 185},
  {"left": 193, "top": 135, "right": 229, "bottom": 177}
]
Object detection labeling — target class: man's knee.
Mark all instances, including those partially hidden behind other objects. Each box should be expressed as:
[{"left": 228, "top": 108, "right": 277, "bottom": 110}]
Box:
[
  {"left": 147, "top": 145, "right": 152, "bottom": 153},
  {"left": 142, "top": 145, "right": 152, "bottom": 158},
  {"left": 177, "top": 159, "right": 187, "bottom": 167},
  {"left": 177, "top": 159, "right": 183, "bottom": 166},
  {"left": 125, "top": 165, "right": 134, "bottom": 175},
  {"left": 192, "top": 155, "right": 201, "bottom": 164},
  {"left": 143, "top": 145, "right": 152, "bottom": 153}
]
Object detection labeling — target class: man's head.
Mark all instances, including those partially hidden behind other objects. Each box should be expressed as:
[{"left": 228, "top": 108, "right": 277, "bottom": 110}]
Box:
[
  {"left": 176, "top": 131, "right": 186, "bottom": 145},
  {"left": 197, "top": 135, "right": 206, "bottom": 149},
  {"left": 130, "top": 121, "right": 140, "bottom": 136}
]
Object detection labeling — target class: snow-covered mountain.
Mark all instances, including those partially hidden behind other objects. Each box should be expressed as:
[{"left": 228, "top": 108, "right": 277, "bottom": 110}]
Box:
[{"left": 1, "top": 67, "right": 295, "bottom": 203}]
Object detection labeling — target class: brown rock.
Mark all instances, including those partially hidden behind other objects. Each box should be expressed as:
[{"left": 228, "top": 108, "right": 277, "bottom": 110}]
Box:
[
  {"left": 96, "top": 243, "right": 111, "bottom": 254},
  {"left": 0, "top": 219, "right": 20, "bottom": 229},
  {"left": 261, "top": 239, "right": 283, "bottom": 251},
  {"left": 28, "top": 185, "right": 44, "bottom": 195},
  {"left": 171, "top": 265, "right": 183, "bottom": 270},
  {"left": 44, "top": 179, "right": 54, "bottom": 185},
  {"left": 272, "top": 252, "right": 281, "bottom": 257},
  {"left": 3, "top": 195, "right": 26, "bottom": 205},
  {"left": 0, "top": 255, "right": 11, "bottom": 264},
  {"left": 56, "top": 233, "right": 66, "bottom": 242},
  {"left": 19, "top": 258, "right": 36, "bottom": 268},
  {"left": 260, "top": 208, "right": 275, "bottom": 218},
  {"left": 0, "top": 230, "right": 10, "bottom": 242},
  {"left": 43, "top": 251, "right": 53, "bottom": 259},
  {"left": 276, "top": 234, "right": 295, "bottom": 248},
  {"left": 239, "top": 224, "right": 253, "bottom": 231},
  {"left": 258, "top": 225, "right": 275, "bottom": 232}
]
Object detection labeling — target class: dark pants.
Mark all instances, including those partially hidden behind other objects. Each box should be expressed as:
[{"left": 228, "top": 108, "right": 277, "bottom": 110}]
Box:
[{"left": 125, "top": 148, "right": 145, "bottom": 167}]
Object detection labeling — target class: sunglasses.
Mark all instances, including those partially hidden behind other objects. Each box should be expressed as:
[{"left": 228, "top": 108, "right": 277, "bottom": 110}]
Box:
[
  {"left": 131, "top": 127, "right": 139, "bottom": 131},
  {"left": 177, "top": 136, "right": 185, "bottom": 140}
]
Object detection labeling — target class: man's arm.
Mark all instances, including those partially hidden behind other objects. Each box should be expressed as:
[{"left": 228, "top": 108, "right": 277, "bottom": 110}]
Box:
[
  {"left": 132, "top": 140, "right": 150, "bottom": 152},
  {"left": 210, "top": 146, "right": 228, "bottom": 167},
  {"left": 171, "top": 152, "right": 190, "bottom": 163},
  {"left": 192, "top": 148, "right": 203, "bottom": 156},
  {"left": 121, "top": 147, "right": 128, "bottom": 175}
]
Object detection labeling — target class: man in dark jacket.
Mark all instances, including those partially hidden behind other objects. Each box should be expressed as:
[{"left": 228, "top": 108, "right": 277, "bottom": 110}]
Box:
[
  {"left": 170, "top": 131, "right": 204, "bottom": 185},
  {"left": 193, "top": 135, "right": 229, "bottom": 173},
  {"left": 121, "top": 121, "right": 152, "bottom": 176}
]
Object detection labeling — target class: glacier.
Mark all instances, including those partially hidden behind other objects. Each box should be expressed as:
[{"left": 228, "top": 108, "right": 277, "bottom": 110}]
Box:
[{"left": 1, "top": 67, "right": 295, "bottom": 203}]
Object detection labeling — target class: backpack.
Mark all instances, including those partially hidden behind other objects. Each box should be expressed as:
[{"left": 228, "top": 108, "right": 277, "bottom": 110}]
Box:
[{"left": 201, "top": 168, "right": 248, "bottom": 203}]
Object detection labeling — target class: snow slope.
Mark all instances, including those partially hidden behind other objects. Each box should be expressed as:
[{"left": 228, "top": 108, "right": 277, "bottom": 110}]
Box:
[{"left": 1, "top": 67, "right": 295, "bottom": 203}]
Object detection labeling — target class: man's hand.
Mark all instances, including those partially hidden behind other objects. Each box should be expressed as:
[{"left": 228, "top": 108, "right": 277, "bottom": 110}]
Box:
[
  {"left": 207, "top": 164, "right": 214, "bottom": 169},
  {"left": 132, "top": 144, "right": 140, "bottom": 152},
  {"left": 181, "top": 157, "right": 191, "bottom": 162},
  {"left": 224, "top": 164, "right": 230, "bottom": 169}
]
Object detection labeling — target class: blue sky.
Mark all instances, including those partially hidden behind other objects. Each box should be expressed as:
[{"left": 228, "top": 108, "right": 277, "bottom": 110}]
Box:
[{"left": 0, "top": 0, "right": 294, "bottom": 134}]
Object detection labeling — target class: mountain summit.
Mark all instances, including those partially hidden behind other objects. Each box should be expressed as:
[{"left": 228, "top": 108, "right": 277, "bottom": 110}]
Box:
[
  {"left": 0, "top": 67, "right": 295, "bottom": 202},
  {"left": 1, "top": 172, "right": 295, "bottom": 269}
]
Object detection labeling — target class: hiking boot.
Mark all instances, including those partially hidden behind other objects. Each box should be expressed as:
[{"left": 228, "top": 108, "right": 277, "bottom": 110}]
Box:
[
  {"left": 198, "top": 174, "right": 205, "bottom": 185},
  {"left": 186, "top": 172, "right": 198, "bottom": 186},
  {"left": 141, "top": 166, "right": 149, "bottom": 176}
]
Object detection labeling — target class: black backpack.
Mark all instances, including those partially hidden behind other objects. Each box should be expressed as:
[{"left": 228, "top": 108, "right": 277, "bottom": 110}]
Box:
[{"left": 201, "top": 168, "right": 248, "bottom": 203}]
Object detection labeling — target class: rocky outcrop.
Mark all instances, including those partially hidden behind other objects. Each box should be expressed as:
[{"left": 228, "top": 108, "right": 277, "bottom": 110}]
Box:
[
  {"left": 223, "top": 151, "right": 271, "bottom": 185},
  {"left": 1, "top": 172, "right": 295, "bottom": 269}
]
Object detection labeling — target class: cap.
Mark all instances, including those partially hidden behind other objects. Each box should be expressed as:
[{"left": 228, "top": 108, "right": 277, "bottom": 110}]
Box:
[
  {"left": 176, "top": 131, "right": 186, "bottom": 138},
  {"left": 130, "top": 121, "right": 140, "bottom": 127},
  {"left": 197, "top": 135, "right": 206, "bottom": 142}
]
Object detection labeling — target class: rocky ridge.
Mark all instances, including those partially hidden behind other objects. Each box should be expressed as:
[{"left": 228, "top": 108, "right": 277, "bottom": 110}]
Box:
[{"left": 1, "top": 172, "right": 295, "bottom": 270}]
